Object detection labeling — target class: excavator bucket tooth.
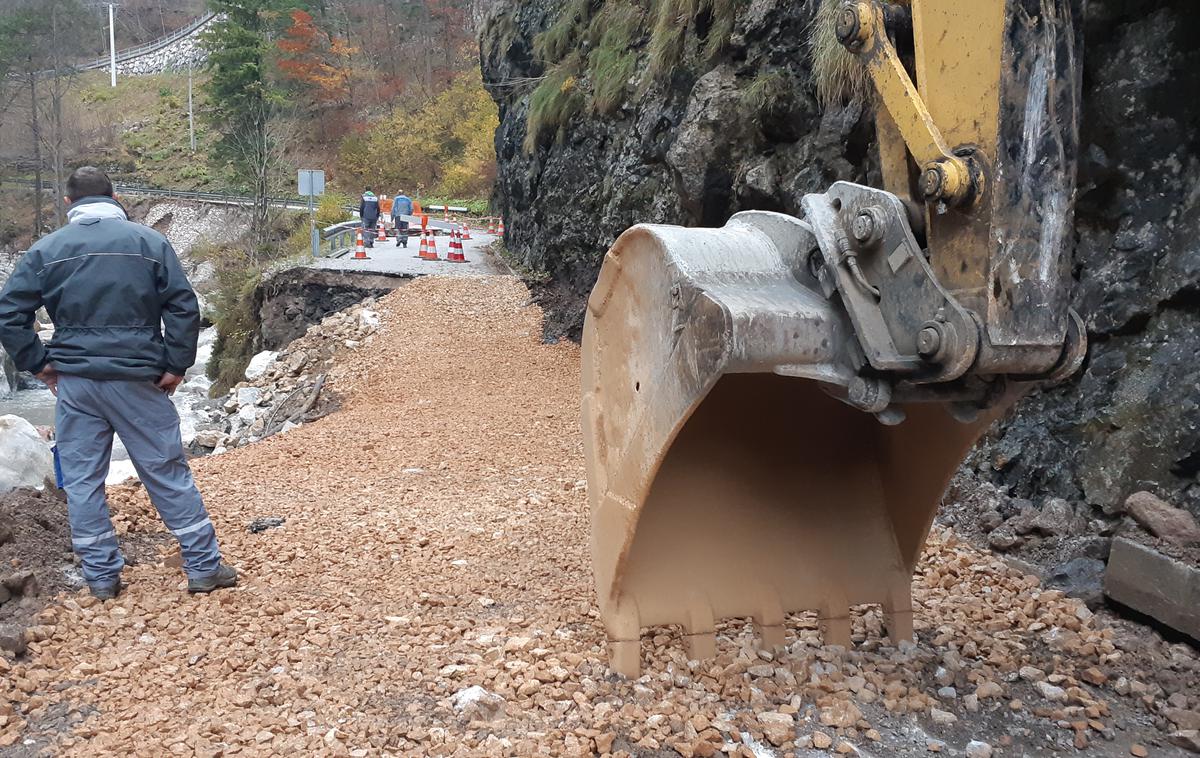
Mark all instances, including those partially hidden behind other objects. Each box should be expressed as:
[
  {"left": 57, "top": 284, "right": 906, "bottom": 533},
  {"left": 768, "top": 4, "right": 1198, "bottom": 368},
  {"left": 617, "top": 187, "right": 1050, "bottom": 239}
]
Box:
[{"left": 581, "top": 211, "right": 1000, "bottom": 677}]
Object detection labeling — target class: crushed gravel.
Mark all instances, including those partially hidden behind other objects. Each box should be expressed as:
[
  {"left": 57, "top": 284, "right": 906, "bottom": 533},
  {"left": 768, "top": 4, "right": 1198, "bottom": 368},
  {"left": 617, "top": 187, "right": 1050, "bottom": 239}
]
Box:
[{"left": 0, "top": 276, "right": 1196, "bottom": 757}]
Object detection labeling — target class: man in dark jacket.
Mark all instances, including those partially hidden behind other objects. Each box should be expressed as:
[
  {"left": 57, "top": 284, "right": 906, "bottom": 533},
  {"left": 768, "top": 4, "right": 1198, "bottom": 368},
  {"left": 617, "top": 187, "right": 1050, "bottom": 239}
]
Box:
[
  {"left": 359, "top": 190, "right": 380, "bottom": 247},
  {"left": 0, "top": 167, "right": 237, "bottom": 600},
  {"left": 391, "top": 191, "right": 413, "bottom": 248}
]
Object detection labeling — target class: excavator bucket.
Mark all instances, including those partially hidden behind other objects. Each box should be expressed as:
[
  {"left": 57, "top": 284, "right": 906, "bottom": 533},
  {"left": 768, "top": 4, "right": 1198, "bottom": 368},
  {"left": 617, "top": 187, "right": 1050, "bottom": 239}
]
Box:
[{"left": 581, "top": 211, "right": 1004, "bottom": 676}]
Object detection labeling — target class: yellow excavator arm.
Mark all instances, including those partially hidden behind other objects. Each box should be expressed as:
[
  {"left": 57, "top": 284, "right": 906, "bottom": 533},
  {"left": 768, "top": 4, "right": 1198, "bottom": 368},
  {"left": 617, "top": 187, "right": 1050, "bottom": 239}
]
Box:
[{"left": 583, "top": 0, "right": 1086, "bottom": 676}]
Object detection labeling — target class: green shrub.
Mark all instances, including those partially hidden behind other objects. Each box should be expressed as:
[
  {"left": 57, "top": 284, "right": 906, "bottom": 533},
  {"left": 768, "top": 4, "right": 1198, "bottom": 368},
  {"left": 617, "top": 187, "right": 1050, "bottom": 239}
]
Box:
[
  {"left": 587, "top": 2, "right": 642, "bottom": 114},
  {"left": 316, "top": 192, "right": 354, "bottom": 227},
  {"left": 810, "top": 0, "right": 876, "bottom": 106},
  {"left": 524, "top": 56, "right": 584, "bottom": 152},
  {"left": 533, "top": 0, "right": 591, "bottom": 65},
  {"left": 742, "top": 70, "right": 793, "bottom": 119},
  {"left": 648, "top": 0, "right": 743, "bottom": 78},
  {"left": 206, "top": 259, "right": 261, "bottom": 394}
]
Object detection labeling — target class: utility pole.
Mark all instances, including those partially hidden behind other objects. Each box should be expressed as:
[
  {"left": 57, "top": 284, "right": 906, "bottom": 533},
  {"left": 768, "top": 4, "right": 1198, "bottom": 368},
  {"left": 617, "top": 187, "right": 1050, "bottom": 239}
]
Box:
[
  {"left": 188, "top": 62, "right": 195, "bottom": 152},
  {"left": 108, "top": 3, "right": 117, "bottom": 88},
  {"left": 28, "top": 64, "right": 42, "bottom": 237}
]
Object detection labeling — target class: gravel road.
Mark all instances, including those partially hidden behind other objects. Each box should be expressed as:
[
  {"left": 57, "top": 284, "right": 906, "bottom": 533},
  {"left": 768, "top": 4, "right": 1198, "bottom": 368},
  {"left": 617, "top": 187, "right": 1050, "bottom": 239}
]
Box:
[{"left": 0, "top": 276, "right": 1196, "bottom": 757}]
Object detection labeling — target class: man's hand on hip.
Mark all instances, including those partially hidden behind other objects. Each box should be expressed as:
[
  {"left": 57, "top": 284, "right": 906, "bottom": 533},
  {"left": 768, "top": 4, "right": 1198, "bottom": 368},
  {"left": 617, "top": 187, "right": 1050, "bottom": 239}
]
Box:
[
  {"left": 156, "top": 372, "right": 184, "bottom": 395},
  {"left": 35, "top": 364, "right": 59, "bottom": 396}
]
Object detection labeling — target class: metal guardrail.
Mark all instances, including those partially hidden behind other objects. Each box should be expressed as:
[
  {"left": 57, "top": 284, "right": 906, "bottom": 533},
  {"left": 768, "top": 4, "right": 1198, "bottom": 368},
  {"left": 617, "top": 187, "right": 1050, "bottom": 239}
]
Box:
[
  {"left": 322, "top": 221, "right": 362, "bottom": 257},
  {"left": 113, "top": 183, "right": 311, "bottom": 209},
  {"left": 77, "top": 13, "right": 218, "bottom": 72},
  {"left": 1, "top": 179, "right": 491, "bottom": 258},
  {"left": 1, "top": 178, "right": 311, "bottom": 211}
]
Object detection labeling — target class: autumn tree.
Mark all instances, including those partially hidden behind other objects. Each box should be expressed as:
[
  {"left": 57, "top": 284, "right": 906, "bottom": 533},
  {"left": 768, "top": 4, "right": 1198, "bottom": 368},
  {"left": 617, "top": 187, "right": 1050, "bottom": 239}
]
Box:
[
  {"left": 336, "top": 68, "right": 496, "bottom": 199},
  {"left": 277, "top": 9, "right": 355, "bottom": 111}
]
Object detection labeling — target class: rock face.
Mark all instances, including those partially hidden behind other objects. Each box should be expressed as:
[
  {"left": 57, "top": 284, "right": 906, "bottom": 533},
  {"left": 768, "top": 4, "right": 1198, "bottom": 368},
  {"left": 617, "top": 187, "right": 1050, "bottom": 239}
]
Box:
[
  {"left": 483, "top": 0, "right": 1200, "bottom": 521},
  {"left": 133, "top": 200, "right": 249, "bottom": 260},
  {"left": 966, "top": 1, "right": 1200, "bottom": 519},
  {"left": 108, "top": 15, "right": 215, "bottom": 76},
  {"left": 482, "top": 0, "right": 873, "bottom": 338}
]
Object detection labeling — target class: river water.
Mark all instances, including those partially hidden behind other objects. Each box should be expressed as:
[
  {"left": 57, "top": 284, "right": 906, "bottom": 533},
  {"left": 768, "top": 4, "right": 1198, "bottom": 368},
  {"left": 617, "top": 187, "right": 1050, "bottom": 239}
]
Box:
[{"left": 0, "top": 327, "right": 218, "bottom": 485}]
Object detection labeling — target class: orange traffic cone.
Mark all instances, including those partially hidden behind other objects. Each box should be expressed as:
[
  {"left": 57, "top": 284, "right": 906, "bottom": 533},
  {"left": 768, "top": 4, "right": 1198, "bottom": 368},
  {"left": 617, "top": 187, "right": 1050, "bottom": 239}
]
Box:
[
  {"left": 417, "top": 231, "right": 431, "bottom": 260},
  {"left": 460, "top": 223, "right": 471, "bottom": 240},
  {"left": 428, "top": 231, "right": 440, "bottom": 261},
  {"left": 447, "top": 230, "right": 466, "bottom": 263},
  {"left": 376, "top": 218, "right": 387, "bottom": 242},
  {"left": 498, "top": 219, "right": 505, "bottom": 235},
  {"left": 443, "top": 206, "right": 450, "bottom": 223},
  {"left": 353, "top": 229, "right": 370, "bottom": 260},
  {"left": 487, "top": 218, "right": 496, "bottom": 235}
]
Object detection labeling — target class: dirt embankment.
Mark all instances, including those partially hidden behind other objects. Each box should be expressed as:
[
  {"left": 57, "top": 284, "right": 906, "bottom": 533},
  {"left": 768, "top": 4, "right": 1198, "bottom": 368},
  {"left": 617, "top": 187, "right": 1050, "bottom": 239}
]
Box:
[{"left": 0, "top": 277, "right": 1197, "bottom": 756}]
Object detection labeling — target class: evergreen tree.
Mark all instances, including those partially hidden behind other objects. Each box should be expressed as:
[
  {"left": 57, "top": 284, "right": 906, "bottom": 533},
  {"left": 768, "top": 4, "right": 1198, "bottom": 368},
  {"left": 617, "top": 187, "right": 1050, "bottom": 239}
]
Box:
[{"left": 201, "top": 0, "right": 309, "bottom": 244}]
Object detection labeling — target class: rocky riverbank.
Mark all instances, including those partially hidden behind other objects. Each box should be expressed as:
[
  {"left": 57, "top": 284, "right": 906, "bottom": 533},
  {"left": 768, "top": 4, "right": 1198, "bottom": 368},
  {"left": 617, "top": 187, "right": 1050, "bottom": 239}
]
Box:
[{"left": 189, "top": 297, "right": 382, "bottom": 453}]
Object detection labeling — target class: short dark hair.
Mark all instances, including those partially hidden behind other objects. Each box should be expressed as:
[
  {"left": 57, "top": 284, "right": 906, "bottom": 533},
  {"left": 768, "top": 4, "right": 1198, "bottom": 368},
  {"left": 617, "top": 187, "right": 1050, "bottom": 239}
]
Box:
[{"left": 66, "top": 167, "right": 114, "bottom": 202}]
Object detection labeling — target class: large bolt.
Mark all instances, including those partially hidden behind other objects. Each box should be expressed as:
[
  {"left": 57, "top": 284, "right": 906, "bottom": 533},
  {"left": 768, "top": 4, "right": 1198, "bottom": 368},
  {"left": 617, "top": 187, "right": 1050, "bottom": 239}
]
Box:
[
  {"left": 834, "top": 5, "right": 862, "bottom": 45},
  {"left": 916, "top": 326, "right": 942, "bottom": 358},
  {"left": 920, "top": 164, "right": 945, "bottom": 200},
  {"left": 851, "top": 211, "right": 874, "bottom": 243},
  {"left": 921, "top": 157, "right": 975, "bottom": 206},
  {"left": 851, "top": 208, "right": 884, "bottom": 246},
  {"left": 848, "top": 376, "right": 891, "bottom": 413},
  {"left": 834, "top": 1, "right": 871, "bottom": 50}
]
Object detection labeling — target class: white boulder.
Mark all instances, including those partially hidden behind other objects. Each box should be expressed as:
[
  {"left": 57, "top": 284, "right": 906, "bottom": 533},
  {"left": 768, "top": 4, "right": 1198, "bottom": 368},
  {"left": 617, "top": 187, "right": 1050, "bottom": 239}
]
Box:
[
  {"left": 105, "top": 459, "right": 139, "bottom": 486},
  {"left": 244, "top": 351, "right": 279, "bottom": 380},
  {"left": 0, "top": 415, "right": 54, "bottom": 493},
  {"left": 450, "top": 685, "right": 505, "bottom": 722},
  {"left": 237, "top": 404, "right": 258, "bottom": 425},
  {"left": 359, "top": 309, "right": 381, "bottom": 331}
]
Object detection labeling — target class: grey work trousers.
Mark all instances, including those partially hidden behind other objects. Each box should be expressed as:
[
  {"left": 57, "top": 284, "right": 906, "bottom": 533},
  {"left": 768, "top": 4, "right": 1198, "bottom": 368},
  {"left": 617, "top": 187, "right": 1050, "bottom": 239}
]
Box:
[{"left": 55, "top": 374, "right": 223, "bottom": 586}]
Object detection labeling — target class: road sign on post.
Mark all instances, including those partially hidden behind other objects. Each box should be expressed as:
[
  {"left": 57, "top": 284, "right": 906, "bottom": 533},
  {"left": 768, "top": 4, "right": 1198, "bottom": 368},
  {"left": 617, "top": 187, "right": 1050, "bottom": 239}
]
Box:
[
  {"left": 298, "top": 170, "right": 326, "bottom": 258},
  {"left": 298, "top": 170, "right": 325, "bottom": 197}
]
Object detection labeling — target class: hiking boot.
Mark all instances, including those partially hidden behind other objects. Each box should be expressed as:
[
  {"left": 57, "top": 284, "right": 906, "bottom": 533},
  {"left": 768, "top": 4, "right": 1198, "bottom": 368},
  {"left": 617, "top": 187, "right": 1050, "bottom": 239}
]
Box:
[
  {"left": 89, "top": 579, "right": 122, "bottom": 601},
  {"left": 187, "top": 563, "right": 238, "bottom": 594}
]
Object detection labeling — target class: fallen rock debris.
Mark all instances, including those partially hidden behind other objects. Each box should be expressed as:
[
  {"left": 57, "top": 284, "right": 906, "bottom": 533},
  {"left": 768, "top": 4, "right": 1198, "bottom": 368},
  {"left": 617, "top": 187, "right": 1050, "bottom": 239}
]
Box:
[
  {"left": 191, "top": 300, "right": 382, "bottom": 452},
  {"left": 1124, "top": 491, "right": 1200, "bottom": 547},
  {"left": 0, "top": 277, "right": 1196, "bottom": 757}
]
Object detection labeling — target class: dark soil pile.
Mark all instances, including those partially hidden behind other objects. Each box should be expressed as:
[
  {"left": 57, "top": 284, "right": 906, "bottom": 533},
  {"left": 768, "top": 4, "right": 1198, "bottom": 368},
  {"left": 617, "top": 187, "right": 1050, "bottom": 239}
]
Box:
[
  {"left": 0, "top": 485, "right": 170, "bottom": 658},
  {"left": 0, "top": 487, "right": 77, "bottom": 656}
]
